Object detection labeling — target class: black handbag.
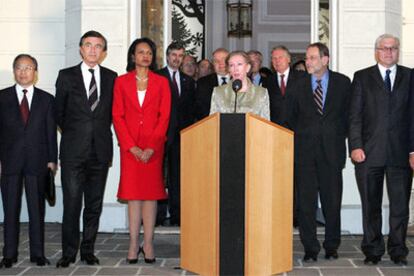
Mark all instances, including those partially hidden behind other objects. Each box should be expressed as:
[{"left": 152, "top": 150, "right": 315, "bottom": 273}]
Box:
[{"left": 45, "top": 168, "right": 56, "bottom": 206}]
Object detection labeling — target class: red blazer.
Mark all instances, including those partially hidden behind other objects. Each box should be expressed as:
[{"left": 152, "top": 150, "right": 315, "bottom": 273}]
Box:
[{"left": 112, "top": 70, "right": 171, "bottom": 154}]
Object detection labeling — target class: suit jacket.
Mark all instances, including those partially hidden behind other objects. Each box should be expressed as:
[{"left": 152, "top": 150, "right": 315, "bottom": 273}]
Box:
[
  {"left": 194, "top": 73, "right": 219, "bottom": 121},
  {"left": 0, "top": 85, "right": 57, "bottom": 175},
  {"left": 288, "top": 70, "right": 351, "bottom": 168},
  {"left": 409, "top": 69, "right": 414, "bottom": 152},
  {"left": 112, "top": 70, "right": 171, "bottom": 152},
  {"left": 349, "top": 64, "right": 411, "bottom": 167},
  {"left": 263, "top": 69, "right": 306, "bottom": 126},
  {"left": 156, "top": 67, "right": 195, "bottom": 146},
  {"left": 55, "top": 63, "right": 117, "bottom": 163}
]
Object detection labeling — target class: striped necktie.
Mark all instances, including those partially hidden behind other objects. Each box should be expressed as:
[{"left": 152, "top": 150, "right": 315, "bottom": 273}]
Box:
[
  {"left": 314, "top": 79, "right": 323, "bottom": 115},
  {"left": 88, "top": 69, "right": 98, "bottom": 111}
]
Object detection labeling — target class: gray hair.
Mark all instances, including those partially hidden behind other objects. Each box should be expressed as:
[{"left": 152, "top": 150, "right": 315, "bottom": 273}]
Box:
[{"left": 375, "top": 34, "right": 400, "bottom": 49}]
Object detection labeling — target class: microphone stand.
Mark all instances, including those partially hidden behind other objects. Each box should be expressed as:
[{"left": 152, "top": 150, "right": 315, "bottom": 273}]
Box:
[{"left": 233, "top": 92, "right": 238, "bottom": 113}]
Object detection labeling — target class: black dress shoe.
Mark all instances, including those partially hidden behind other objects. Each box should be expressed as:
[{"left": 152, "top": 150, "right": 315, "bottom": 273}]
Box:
[
  {"left": 0, "top": 257, "right": 17, "bottom": 268},
  {"left": 139, "top": 246, "right": 156, "bottom": 264},
  {"left": 80, "top": 253, "right": 99, "bottom": 265},
  {"left": 126, "top": 258, "right": 138, "bottom": 264},
  {"left": 390, "top": 255, "right": 408, "bottom": 265},
  {"left": 325, "top": 249, "right": 338, "bottom": 260},
  {"left": 56, "top": 256, "right": 76, "bottom": 268},
  {"left": 30, "top": 256, "right": 50, "bottom": 266},
  {"left": 363, "top": 255, "right": 381, "bottom": 265},
  {"left": 303, "top": 252, "right": 318, "bottom": 262}
]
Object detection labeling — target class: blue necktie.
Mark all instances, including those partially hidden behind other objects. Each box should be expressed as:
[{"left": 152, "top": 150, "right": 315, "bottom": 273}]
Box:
[{"left": 384, "top": 69, "right": 391, "bottom": 92}]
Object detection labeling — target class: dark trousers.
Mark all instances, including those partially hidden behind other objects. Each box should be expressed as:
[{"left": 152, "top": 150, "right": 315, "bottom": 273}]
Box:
[
  {"left": 355, "top": 164, "right": 412, "bottom": 258},
  {"left": 295, "top": 150, "right": 343, "bottom": 254},
  {"left": 1, "top": 174, "right": 46, "bottom": 259},
  {"left": 61, "top": 150, "right": 108, "bottom": 258},
  {"left": 167, "top": 136, "right": 181, "bottom": 223}
]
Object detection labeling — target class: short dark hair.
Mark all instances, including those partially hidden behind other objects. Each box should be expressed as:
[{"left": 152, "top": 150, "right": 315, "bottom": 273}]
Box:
[
  {"left": 79, "top": 30, "right": 108, "bottom": 51},
  {"left": 166, "top": 41, "right": 185, "bottom": 57},
  {"left": 126, "top": 37, "right": 158, "bottom": 72},
  {"left": 13, "top": 54, "right": 38, "bottom": 71},
  {"left": 307, "top": 42, "right": 329, "bottom": 58}
]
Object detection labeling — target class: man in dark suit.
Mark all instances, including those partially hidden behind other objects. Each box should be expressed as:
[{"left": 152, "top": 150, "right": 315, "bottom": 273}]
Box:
[
  {"left": 350, "top": 34, "right": 412, "bottom": 266},
  {"left": 194, "top": 48, "right": 229, "bottom": 121},
  {"left": 55, "top": 31, "right": 117, "bottom": 267},
  {"left": 288, "top": 43, "right": 350, "bottom": 262},
  {"left": 263, "top": 45, "right": 306, "bottom": 229},
  {"left": 263, "top": 45, "right": 306, "bottom": 127},
  {"left": 247, "top": 50, "right": 266, "bottom": 86},
  {"left": 156, "top": 42, "right": 195, "bottom": 226},
  {"left": 0, "top": 54, "right": 57, "bottom": 268}
]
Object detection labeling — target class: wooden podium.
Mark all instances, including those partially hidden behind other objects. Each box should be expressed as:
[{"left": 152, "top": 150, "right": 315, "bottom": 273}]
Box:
[{"left": 180, "top": 113, "right": 294, "bottom": 276}]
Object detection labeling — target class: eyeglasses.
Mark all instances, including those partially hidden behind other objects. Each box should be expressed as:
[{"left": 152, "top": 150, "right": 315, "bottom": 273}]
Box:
[
  {"left": 14, "top": 65, "right": 35, "bottom": 72},
  {"left": 376, "top": 47, "right": 399, "bottom": 53}
]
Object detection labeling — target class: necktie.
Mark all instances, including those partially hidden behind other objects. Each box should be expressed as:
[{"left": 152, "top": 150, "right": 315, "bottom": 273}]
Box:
[
  {"left": 20, "top": 89, "right": 29, "bottom": 125},
  {"left": 221, "top": 76, "right": 227, "bottom": 85},
  {"left": 314, "top": 79, "right": 323, "bottom": 115},
  {"left": 172, "top": 71, "right": 179, "bottom": 97},
  {"left": 88, "top": 69, "right": 98, "bottom": 111},
  {"left": 384, "top": 69, "right": 392, "bottom": 92},
  {"left": 280, "top": 74, "right": 286, "bottom": 96}
]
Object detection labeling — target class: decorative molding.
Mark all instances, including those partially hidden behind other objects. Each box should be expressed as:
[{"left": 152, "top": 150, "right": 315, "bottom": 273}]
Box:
[
  {"left": 0, "top": 17, "right": 64, "bottom": 23},
  {"left": 343, "top": 7, "right": 401, "bottom": 16},
  {"left": 257, "top": 0, "right": 310, "bottom": 25},
  {"left": 65, "top": 6, "right": 127, "bottom": 14},
  {"left": 0, "top": 50, "right": 65, "bottom": 55}
]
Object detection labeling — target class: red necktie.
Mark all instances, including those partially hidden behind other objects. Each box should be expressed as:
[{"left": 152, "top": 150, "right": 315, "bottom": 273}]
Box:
[
  {"left": 280, "top": 74, "right": 286, "bottom": 96},
  {"left": 20, "top": 89, "right": 29, "bottom": 125}
]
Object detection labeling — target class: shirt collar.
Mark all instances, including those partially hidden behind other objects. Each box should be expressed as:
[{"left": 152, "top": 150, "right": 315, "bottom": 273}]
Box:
[
  {"left": 16, "top": 83, "right": 34, "bottom": 94},
  {"left": 81, "top": 62, "right": 100, "bottom": 72},
  {"left": 377, "top": 63, "right": 397, "bottom": 76}
]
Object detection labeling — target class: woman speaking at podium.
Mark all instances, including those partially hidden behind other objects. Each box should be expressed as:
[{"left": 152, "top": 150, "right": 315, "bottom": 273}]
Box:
[{"left": 209, "top": 51, "right": 270, "bottom": 120}]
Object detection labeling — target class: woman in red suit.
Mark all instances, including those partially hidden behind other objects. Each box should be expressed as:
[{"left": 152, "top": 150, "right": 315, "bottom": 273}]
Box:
[{"left": 112, "top": 38, "right": 171, "bottom": 264}]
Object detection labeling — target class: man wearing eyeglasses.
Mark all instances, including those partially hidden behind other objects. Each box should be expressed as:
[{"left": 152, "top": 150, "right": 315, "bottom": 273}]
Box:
[
  {"left": 349, "top": 34, "right": 412, "bottom": 266},
  {"left": 0, "top": 54, "right": 57, "bottom": 268},
  {"left": 55, "top": 30, "right": 117, "bottom": 267}
]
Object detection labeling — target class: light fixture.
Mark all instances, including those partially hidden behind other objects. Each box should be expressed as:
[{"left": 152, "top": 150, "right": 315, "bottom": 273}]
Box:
[{"left": 227, "top": 0, "right": 252, "bottom": 38}]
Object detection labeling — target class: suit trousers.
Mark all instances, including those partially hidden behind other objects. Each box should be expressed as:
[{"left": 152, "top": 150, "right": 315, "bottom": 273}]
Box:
[
  {"left": 1, "top": 174, "right": 46, "bottom": 259},
  {"left": 355, "top": 164, "right": 412, "bottom": 258},
  {"left": 167, "top": 135, "right": 181, "bottom": 223},
  {"left": 61, "top": 147, "right": 109, "bottom": 258},
  {"left": 295, "top": 144, "right": 343, "bottom": 254}
]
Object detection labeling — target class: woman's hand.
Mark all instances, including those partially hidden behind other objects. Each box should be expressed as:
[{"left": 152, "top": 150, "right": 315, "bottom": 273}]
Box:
[
  {"left": 140, "top": 148, "right": 154, "bottom": 163},
  {"left": 129, "top": 146, "right": 143, "bottom": 161}
]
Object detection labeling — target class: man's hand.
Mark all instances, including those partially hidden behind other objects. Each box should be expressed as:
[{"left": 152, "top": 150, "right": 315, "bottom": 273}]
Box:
[
  {"left": 351, "top": 148, "right": 366, "bottom": 163},
  {"left": 47, "top": 162, "right": 57, "bottom": 173},
  {"left": 409, "top": 154, "right": 414, "bottom": 170}
]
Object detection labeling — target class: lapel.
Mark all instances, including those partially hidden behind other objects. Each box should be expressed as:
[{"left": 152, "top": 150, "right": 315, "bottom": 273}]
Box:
[
  {"left": 93, "top": 66, "right": 107, "bottom": 113},
  {"left": 393, "top": 65, "right": 404, "bottom": 92},
  {"left": 9, "top": 85, "right": 25, "bottom": 126},
  {"left": 323, "top": 71, "right": 334, "bottom": 116},
  {"left": 74, "top": 63, "right": 92, "bottom": 112},
  {"left": 305, "top": 75, "right": 321, "bottom": 116},
  {"left": 179, "top": 72, "right": 188, "bottom": 99},
  {"left": 26, "top": 87, "right": 39, "bottom": 127},
  {"left": 370, "top": 65, "right": 388, "bottom": 94},
  {"left": 142, "top": 71, "right": 155, "bottom": 109},
  {"left": 126, "top": 71, "right": 141, "bottom": 111}
]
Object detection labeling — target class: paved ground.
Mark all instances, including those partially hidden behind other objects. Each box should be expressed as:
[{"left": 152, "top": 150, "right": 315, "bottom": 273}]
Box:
[{"left": 0, "top": 223, "right": 413, "bottom": 275}]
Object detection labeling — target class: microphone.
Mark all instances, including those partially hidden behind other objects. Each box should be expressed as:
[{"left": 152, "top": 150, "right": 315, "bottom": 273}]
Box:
[{"left": 232, "top": 79, "right": 242, "bottom": 113}]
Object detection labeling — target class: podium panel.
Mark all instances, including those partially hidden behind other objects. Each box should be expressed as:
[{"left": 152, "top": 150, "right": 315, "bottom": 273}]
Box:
[{"left": 181, "top": 113, "right": 293, "bottom": 276}]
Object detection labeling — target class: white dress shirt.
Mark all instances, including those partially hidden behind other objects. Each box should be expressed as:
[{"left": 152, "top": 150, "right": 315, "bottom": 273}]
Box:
[
  {"left": 167, "top": 66, "right": 181, "bottom": 95},
  {"left": 15, "top": 84, "right": 34, "bottom": 109},
  {"left": 277, "top": 67, "right": 290, "bottom": 87},
  {"left": 81, "top": 62, "right": 101, "bottom": 99},
  {"left": 377, "top": 63, "right": 396, "bottom": 91}
]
